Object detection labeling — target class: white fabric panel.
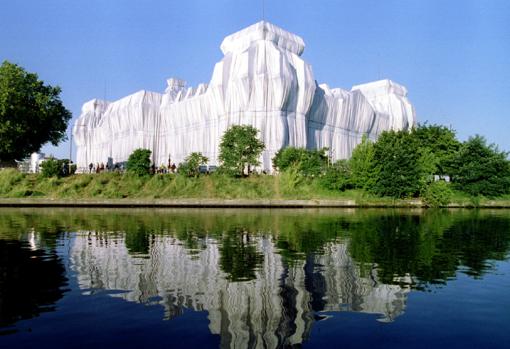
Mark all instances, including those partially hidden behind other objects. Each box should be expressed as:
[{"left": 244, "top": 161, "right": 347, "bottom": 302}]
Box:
[{"left": 73, "top": 21, "right": 416, "bottom": 172}]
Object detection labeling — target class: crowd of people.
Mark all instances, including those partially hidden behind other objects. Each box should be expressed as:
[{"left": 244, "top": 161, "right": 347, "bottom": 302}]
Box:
[{"left": 87, "top": 161, "right": 177, "bottom": 174}]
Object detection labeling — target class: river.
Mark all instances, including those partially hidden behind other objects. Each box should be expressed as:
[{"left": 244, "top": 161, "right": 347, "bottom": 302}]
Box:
[{"left": 0, "top": 208, "right": 509, "bottom": 348}]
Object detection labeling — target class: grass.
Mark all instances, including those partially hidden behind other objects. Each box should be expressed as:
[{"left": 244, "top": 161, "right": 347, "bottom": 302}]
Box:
[
  {"left": 0, "top": 168, "right": 508, "bottom": 207},
  {"left": 0, "top": 169, "right": 372, "bottom": 201}
]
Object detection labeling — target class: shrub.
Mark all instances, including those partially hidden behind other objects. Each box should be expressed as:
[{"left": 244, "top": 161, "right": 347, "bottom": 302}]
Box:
[
  {"left": 422, "top": 181, "right": 453, "bottom": 207},
  {"left": 273, "top": 147, "right": 328, "bottom": 177},
  {"left": 40, "top": 158, "right": 76, "bottom": 178},
  {"left": 319, "top": 160, "right": 352, "bottom": 191},
  {"left": 349, "top": 136, "right": 377, "bottom": 189},
  {"left": 126, "top": 149, "right": 152, "bottom": 176},
  {"left": 40, "top": 158, "right": 63, "bottom": 178},
  {"left": 178, "top": 152, "right": 208, "bottom": 177}
]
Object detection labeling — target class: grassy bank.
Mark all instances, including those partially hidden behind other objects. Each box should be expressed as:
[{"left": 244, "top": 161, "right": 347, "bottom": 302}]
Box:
[{"left": 0, "top": 169, "right": 508, "bottom": 207}]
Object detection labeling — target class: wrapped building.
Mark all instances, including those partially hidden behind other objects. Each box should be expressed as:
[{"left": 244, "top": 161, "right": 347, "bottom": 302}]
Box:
[{"left": 73, "top": 21, "right": 416, "bottom": 172}]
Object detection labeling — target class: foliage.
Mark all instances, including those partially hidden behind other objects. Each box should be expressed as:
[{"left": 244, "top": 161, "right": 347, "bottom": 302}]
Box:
[
  {"left": 273, "top": 147, "right": 328, "bottom": 177},
  {"left": 40, "top": 158, "right": 61, "bottom": 178},
  {"left": 125, "top": 229, "right": 150, "bottom": 255},
  {"left": 319, "top": 160, "right": 352, "bottom": 191},
  {"left": 450, "top": 135, "right": 510, "bottom": 197},
  {"left": 349, "top": 135, "right": 377, "bottom": 189},
  {"left": 178, "top": 152, "right": 208, "bottom": 177},
  {"left": 2, "top": 209, "right": 509, "bottom": 292},
  {"left": 0, "top": 61, "right": 71, "bottom": 161},
  {"left": 126, "top": 149, "right": 152, "bottom": 177},
  {"left": 272, "top": 147, "right": 304, "bottom": 171},
  {"left": 219, "top": 229, "right": 264, "bottom": 281},
  {"left": 413, "top": 123, "right": 461, "bottom": 175},
  {"left": 347, "top": 212, "right": 510, "bottom": 286},
  {"left": 422, "top": 180, "right": 453, "bottom": 207},
  {"left": 219, "top": 125, "right": 265, "bottom": 176},
  {"left": 416, "top": 147, "right": 440, "bottom": 191},
  {"left": 0, "top": 168, "right": 24, "bottom": 194},
  {"left": 40, "top": 158, "right": 75, "bottom": 178},
  {"left": 370, "top": 130, "right": 424, "bottom": 198}
]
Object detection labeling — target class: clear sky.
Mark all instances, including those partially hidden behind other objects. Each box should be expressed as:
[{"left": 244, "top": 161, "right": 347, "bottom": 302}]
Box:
[{"left": 1, "top": 0, "right": 509, "bottom": 159}]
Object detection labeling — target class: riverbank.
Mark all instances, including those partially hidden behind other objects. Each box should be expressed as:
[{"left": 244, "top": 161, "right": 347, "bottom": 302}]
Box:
[
  {"left": 1, "top": 170, "right": 509, "bottom": 208},
  {"left": 0, "top": 198, "right": 509, "bottom": 208}
]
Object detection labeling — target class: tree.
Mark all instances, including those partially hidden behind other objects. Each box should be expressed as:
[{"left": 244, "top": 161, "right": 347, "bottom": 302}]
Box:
[
  {"left": 349, "top": 135, "right": 377, "bottom": 189},
  {"left": 219, "top": 125, "right": 265, "bottom": 176},
  {"left": 413, "top": 124, "right": 461, "bottom": 175},
  {"left": 0, "top": 61, "right": 71, "bottom": 162},
  {"left": 272, "top": 147, "right": 328, "bottom": 177},
  {"left": 450, "top": 135, "right": 510, "bottom": 197},
  {"left": 178, "top": 152, "right": 208, "bottom": 177},
  {"left": 370, "top": 130, "right": 423, "bottom": 198},
  {"left": 126, "top": 148, "right": 152, "bottom": 176}
]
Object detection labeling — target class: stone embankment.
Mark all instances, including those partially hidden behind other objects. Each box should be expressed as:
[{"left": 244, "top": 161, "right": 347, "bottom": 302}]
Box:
[{"left": 0, "top": 198, "right": 508, "bottom": 208}]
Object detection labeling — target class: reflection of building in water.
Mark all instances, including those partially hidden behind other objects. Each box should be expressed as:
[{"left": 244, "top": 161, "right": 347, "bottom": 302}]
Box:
[{"left": 70, "top": 233, "right": 409, "bottom": 348}]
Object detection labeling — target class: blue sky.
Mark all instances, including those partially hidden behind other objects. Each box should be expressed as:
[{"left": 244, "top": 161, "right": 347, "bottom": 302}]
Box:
[{"left": 1, "top": 0, "right": 509, "bottom": 158}]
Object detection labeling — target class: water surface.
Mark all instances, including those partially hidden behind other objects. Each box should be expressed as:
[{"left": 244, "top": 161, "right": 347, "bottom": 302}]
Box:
[{"left": 0, "top": 208, "right": 509, "bottom": 348}]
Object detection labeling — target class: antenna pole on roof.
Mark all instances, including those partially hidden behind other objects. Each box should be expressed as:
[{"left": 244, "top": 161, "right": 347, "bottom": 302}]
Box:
[{"left": 262, "top": 0, "right": 265, "bottom": 21}]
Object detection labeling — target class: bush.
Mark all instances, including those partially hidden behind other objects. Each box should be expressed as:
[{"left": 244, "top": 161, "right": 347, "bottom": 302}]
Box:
[
  {"left": 319, "top": 160, "right": 352, "bottom": 191},
  {"left": 273, "top": 147, "right": 328, "bottom": 177},
  {"left": 41, "top": 158, "right": 63, "bottom": 178},
  {"left": 178, "top": 152, "right": 208, "bottom": 177},
  {"left": 40, "top": 158, "right": 74, "bottom": 178},
  {"left": 349, "top": 136, "right": 377, "bottom": 189},
  {"left": 422, "top": 181, "right": 453, "bottom": 207},
  {"left": 126, "top": 149, "right": 152, "bottom": 176}
]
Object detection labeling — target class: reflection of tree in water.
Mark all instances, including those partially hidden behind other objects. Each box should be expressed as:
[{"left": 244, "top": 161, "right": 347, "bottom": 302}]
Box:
[
  {"left": 441, "top": 215, "right": 510, "bottom": 277},
  {"left": 0, "top": 240, "right": 67, "bottom": 330},
  {"left": 124, "top": 227, "right": 151, "bottom": 255},
  {"left": 219, "top": 229, "right": 264, "bottom": 282},
  {"left": 347, "top": 211, "right": 510, "bottom": 288},
  {"left": 1, "top": 208, "right": 510, "bottom": 346}
]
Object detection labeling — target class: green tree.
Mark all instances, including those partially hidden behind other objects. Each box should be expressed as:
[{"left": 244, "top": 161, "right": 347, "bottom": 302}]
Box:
[
  {"left": 450, "top": 135, "right": 510, "bottom": 197},
  {"left": 272, "top": 147, "right": 328, "bottom": 177},
  {"left": 349, "top": 135, "right": 377, "bottom": 189},
  {"left": 126, "top": 148, "right": 152, "bottom": 176},
  {"left": 219, "top": 125, "right": 265, "bottom": 176},
  {"left": 178, "top": 152, "right": 208, "bottom": 177},
  {"left": 413, "top": 124, "right": 461, "bottom": 175},
  {"left": 0, "top": 61, "right": 71, "bottom": 162},
  {"left": 371, "top": 130, "right": 423, "bottom": 198}
]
